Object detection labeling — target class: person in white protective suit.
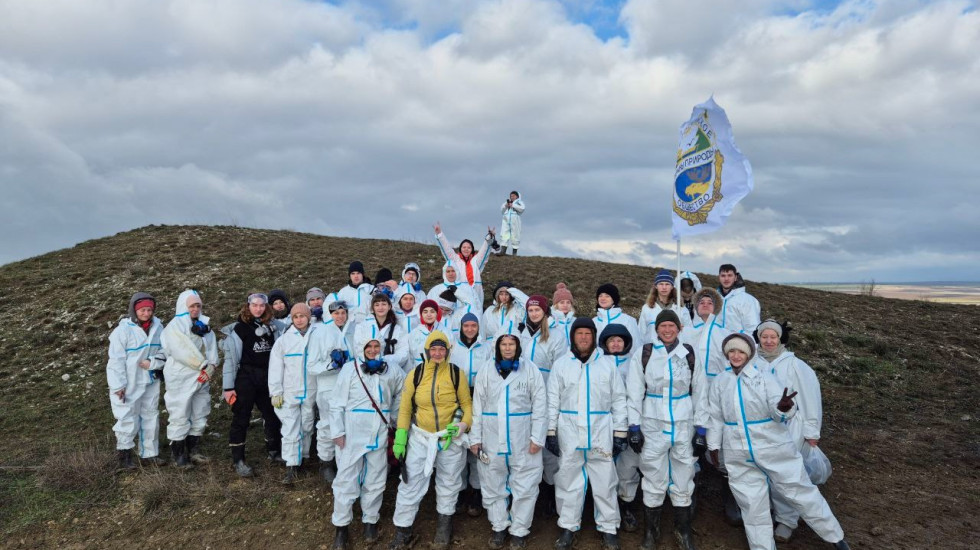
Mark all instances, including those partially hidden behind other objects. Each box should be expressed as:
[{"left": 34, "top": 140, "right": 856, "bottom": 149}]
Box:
[
  {"left": 707, "top": 333, "right": 851, "bottom": 550},
  {"left": 626, "top": 310, "right": 704, "bottom": 550},
  {"left": 451, "top": 312, "right": 490, "bottom": 517},
  {"left": 482, "top": 281, "right": 527, "bottom": 342},
  {"left": 337, "top": 261, "right": 375, "bottom": 325},
  {"left": 516, "top": 294, "right": 566, "bottom": 519},
  {"left": 389, "top": 331, "right": 473, "bottom": 550},
  {"left": 107, "top": 292, "right": 167, "bottom": 469},
  {"left": 306, "top": 287, "right": 329, "bottom": 324},
  {"left": 314, "top": 300, "right": 357, "bottom": 483},
  {"left": 499, "top": 191, "right": 525, "bottom": 255},
  {"left": 408, "top": 299, "right": 451, "bottom": 373},
  {"left": 716, "top": 264, "right": 761, "bottom": 333},
  {"left": 269, "top": 303, "right": 326, "bottom": 484},
  {"left": 428, "top": 264, "right": 478, "bottom": 317},
  {"left": 550, "top": 283, "right": 576, "bottom": 347},
  {"left": 394, "top": 291, "right": 421, "bottom": 334},
  {"left": 546, "top": 317, "right": 628, "bottom": 550},
  {"left": 161, "top": 289, "right": 219, "bottom": 469},
  {"left": 397, "top": 263, "right": 427, "bottom": 305},
  {"left": 593, "top": 283, "right": 641, "bottom": 361},
  {"left": 470, "top": 333, "right": 547, "bottom": 550},
  {"left": 753, "top": 320, "right": 826, "bottom": 543},
  {"left": 329, "top": 333, "right": 406, "bottom": 550},
  {"left": 434, "top": 222, "right": 495, "bottom": 308},
  {"left": 355, "top": 293, "right": 410, "bottom": 373},
  {"left": 597, "top": 323, "right": 641, "bottom": 534},
  {"left": 676, "top": 272, "right": 702, "bottom": 323},
  {"left": 639, "top": 269, "right": 693, "bottom": 340}
]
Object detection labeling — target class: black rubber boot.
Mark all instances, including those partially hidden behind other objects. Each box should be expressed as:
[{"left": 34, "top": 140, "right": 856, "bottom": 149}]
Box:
[
  {"left": 431, "top": 513, "right": 453, "bottom": 550},
  {"left": 720, "top": 479, "right": 742, "bottom": 527},
  {"left": 673, "top": 506, "right": 697, "bottom": 550},
  {"left": 186, "top": 435, "right": 210, "bottom": 464},
  {"left": 171, "top": 440, "right": 192, "bottom": 469},
  {"left": 141, "top": 455, "right": 167, "bottom": 467},
  {"left": 554, "top": 529, "right": 574, "bottom": 550},
  {"left": 510, "top": 249, "right": 518, "bottom": 256},
  {"left": 832, "top": 541, "right": 851, "bottom": 550},
  {"left": 364, "top": 523, "right": 380, "bottom": 544},
  {"left": 510, "top": 536, "right": 527, "bottom": 550},
  {"left": 282, "top": 465, "right": 298, "bottom": 485},
  {"left": 267, "top": 438, "right": 285, "bottom": 464},
  {"left": 619, "top": 498, "right": 638, "bottom": 532},
  {"left": 389, "top": 526, "right": 413, "bottom": 550},
  {"left": 467, "top": 488, "right": 483, "bottom": 517},
  {"left": 231, "top": 445, "right": 254, "bottom": 478},
  {"left": 321, "top": 459, "right": 338, "bottom": 484},
  {"left": 641, "top": 505, "right": 662, "bottom": 550},
  {"left": 332, "top": 525, "right": 350, "bottom": 550},
  {"left": 117, "top": 449, "right": 137, "bottom": 471},
  {"left": 599, "top": 532, "right": 620, "bottom": 550},
  {"left": 489, "top": 530, "right": 508, "bottom": 549},
  {"left": 542, "top": 483, "right": 558, "bottom": 519}
]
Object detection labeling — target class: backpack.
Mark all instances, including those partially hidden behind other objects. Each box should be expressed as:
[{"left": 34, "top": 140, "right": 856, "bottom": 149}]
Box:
[
  {"left": 640, "top": 342, "right": 696, "bottom": 373},
  {"left": 411, "top": 361, "right": 462, "bottom": 407}
]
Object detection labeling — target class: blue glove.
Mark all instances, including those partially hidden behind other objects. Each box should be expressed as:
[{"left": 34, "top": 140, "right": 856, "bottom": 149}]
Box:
[
  {"left": 627, "top": 425, "right": 645, "bottom": 453},
  {"left": 692, "top": 426, "right": 707, "bottom": 457},
  {"left": 613, "top": 435, "right": 629, "bottom": 458},
  {"left": 329, "top": 349, "right": 347, "bottom": 370}
]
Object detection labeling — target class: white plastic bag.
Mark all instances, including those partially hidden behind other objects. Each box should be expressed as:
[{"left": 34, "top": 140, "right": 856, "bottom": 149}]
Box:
[{"left": 801, "top": 444, "right": 832, "bottom": 485}]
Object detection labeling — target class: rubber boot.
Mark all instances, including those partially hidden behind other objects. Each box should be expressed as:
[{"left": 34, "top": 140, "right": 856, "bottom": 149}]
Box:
[
  {"left": 599, "top": 532, "right": 620, "bottom": 550},
  {"left": 455, "top": 487, "right": 468, "bottom": 514},
  {"left": 171, "top": 440, "right": 192, "bottom": 469},
  {"left": 389, "top": 526, "right": 413, "bottom": 550},
  {"left": 510, "top": 249, "right": 518, "bottom": 256},
  {"left": 641, "top": 505, "right": 662, "bottom": 550},
  {"left": 673, "top": 506, "right": 697, "bottom": 550},
  {"left": 510, "top": 536, "right": 527, "bottom": 550},
  {"left": 231, "top": 445, "right": 254, "bottom": 478},
  {"left": 282, "top": 465, "right": 298, "bottom": 485},
  {"left": 364, "top": 523, "right": 380, "bottom": 544},
  {"left": 832, "top": 542, "right": 851, "bottom": 550},
  {"left": 619, "top": 498, "right": 638, "bottom": 532},
  {"left": 186, "top": 435, "right": 210, "bottom": 464},
  {"left": 489, "top": 530, "right": 507, "bottom": 550},
  {"left": 554, "top": 529, "right": 574, "bottom": 550},
  {"left": 720, "top": 479, "right": 742, "bottom": 527},
  {"left": 141, "top": 455, "right": 167, "bottom": 467},
  {"left": 321, "top": 459, "right": 338, "bottom": 484},
  {"left": 117, "top": 449, "right": 137, "bottom": 471},
  {"left": 332, "top": 525, "right": 350, "bottom": 550},
  {"left": 431, "top": 513, "right": 453, "bottom": 550},
  {"left": 267, "top": 438, "right": 285, "bottom": 464},
  {"left": 467, "top": 488, "right": 483, "bottom": 517},
  {"left": 542, "top": 483, "right": 558, "bottom": 519}
]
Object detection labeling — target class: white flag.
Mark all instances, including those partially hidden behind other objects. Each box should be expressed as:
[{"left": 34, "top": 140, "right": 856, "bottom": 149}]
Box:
[{"left": 671, "top": 97, "right": 753, "bottom": 239}]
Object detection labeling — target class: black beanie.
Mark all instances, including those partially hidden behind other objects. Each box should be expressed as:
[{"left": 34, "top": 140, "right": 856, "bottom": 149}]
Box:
[
  {"left": 375, "top": 268, "right": 393, "bottom": 284},
  {"left": 655, "top": 309, "right": 681, "bottom": 331},
  {"left": 596, "top": 283, "right": 621, "bottom": 307},
  {"left": 348, "top": 261, "right": 364, "bottom": 274}
]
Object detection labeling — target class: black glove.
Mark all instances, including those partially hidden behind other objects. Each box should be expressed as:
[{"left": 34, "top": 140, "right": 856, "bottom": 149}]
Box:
[
  {"left": 613, "top": 436, "right": 629, "bottom": 458},
  {"left": 545, "top": 434, "right": 561, "bottom": 457},
  {"left": 627, "top": 425, "right": 644, "bottom": 454},
  {"left": 384, "top": 338, "right": 397, "bottom": 355},
  {"left": 150, "top": 369, "right": 165, "bottom": 382},
  {"left": 692, "top": 426, "right": 707, "bottom": 457}
]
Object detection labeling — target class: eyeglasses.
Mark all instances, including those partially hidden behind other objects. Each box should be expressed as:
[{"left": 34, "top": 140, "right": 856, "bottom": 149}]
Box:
[{"left": 248, "top": 293, "right": 269, "bottom": 305}]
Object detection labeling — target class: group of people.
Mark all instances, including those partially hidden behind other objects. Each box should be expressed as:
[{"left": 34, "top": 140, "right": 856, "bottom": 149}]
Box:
[{"left": 106, "top": 220, "right": 851, "bottom": 550}]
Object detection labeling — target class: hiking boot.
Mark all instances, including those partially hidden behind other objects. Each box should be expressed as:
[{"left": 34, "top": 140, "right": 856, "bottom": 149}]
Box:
[
  {"left": 467, "top": 489, "right": 483, "bottom": 517},
  {"left": 171, "top": 440, "right": 192, "bottom": 469},
  {"left": 364, "top": 523, "right": 380, "bottom": 544},
  {"left": 510, "top": 249, "right": 518, "bottom": 256},
  {"left": 332, "top": 525, "right": 350, "bottom": 550},
  {"left": 673, "top": 506, "right": 696, "bottom": 550},
  {"left": 186, "top": 435, "right": 210, "bottom": 464},
  {"left": 554, "top": 529, "right": 574, "bottom": 550},
  {"left": 321, "top": 459, "right": 338, "bottom": 484},
  {"left": 599, "top": 532, "right": 620, "bottom": 550},
  {"left": 282, "top": 465, "right": 299, "bottom": 485},
  {"left": 489, "top": 530, "right": 507, "bottom": 549},
  {"left": 268, "top": 449, "right": 285, "bottom": 464},
  {"left": 389, "top": 526, "right": 413, "bottom": 550},
  {"left": 774, "top": 523, "right": 794, "bottom": 543},
  {"left": 509, "top": 536, "right": 527, "bottom": 550},
  {"left": 431, "top": 514, "right": 453, "bottom": 550},
  {"left": 618, "top": 498, "right": 638, "bottom": 532},
  {"left": 117, "top": 449, "right": 137, "bottom": 471},
  {"left": 641, "top": 506, "right": 662, "bottom": 550},
  {"left": 140, "top": 455, "right": 166, "bottom": 467}
]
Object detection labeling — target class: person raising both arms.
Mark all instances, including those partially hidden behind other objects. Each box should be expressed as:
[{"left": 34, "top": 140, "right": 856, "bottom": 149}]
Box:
[{"left": 435, "top": 222, "right": 495, "bottom": 308}]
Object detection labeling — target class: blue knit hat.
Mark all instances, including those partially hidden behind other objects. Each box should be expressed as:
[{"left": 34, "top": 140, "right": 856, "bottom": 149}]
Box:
[
  {"left": 654, "top": 269, "right": 674, "bottom": 286},
  {"left": 460, "top": 312, "right": 479, "bottom": 326}
]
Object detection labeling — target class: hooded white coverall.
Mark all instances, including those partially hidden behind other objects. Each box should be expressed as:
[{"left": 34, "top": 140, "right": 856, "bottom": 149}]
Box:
[
  {"left": 755, "top": 351, "right": 824, "bottom": 530},
  {"left": 717, "top": 286, "right": 761, "bottom": 334},
  {"left": 499, "top": 193, "right": 525, "bottom": 250},
  {"left": 706, "top": 365, "right": 844, "bottom": 550},
  {"left": 453, "top": 334, "right": 490, "bottom": 491},
  {"left": 161, "top": 290, "right": 218, "bottom": 442},
  {"left": 354, "top": 317, "right": 410, "bottom": 373},
  {"left": 593, "top": 308, "right": 641, "bottom": 361},
  {"left": 639, "top": 302, "right": 693, "bottom": 340},
  {"left": 550, "top": 308, "right": 576, "bottom": 348},
  {"left": 337, "top": 282, "right": 375, "bottom": 326},
  {"left": 313, "top": 318, "right": 354, "bottom": 463},
  {"left": 329, "top": 337, "right": 405, "bottom": 527},
  {"left": 107, "top": 313, "right": 165, "bottom": 456},
  {"left": 398, "top": 262, "right": 428, "bottom": 305},
  {"left": 470, "top": 354, "right": 547, "bottom": 537},
  {"left": 547, "top": 347, "right": 628, "bottom": 534},
  {"left": 626, "top": 340, "right": 706, "bottom": 508},
  {"left": 518, "top": 318, "right": 566, "bottom": 485},
  {"left": 394, "top": 301, "right": 421, "bottom": 334},
  {"left": 482, "top": 287, "right": 527, "bottom": 343},
  {"left": 269, "top": 323, "right": 326, "bottom": 466},
  {"left": 436, "top": 232, "right": 493, "bottom": 309}
]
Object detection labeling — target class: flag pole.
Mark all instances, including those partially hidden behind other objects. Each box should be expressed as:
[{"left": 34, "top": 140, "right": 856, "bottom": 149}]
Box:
[{"left": 676, "top": 238, "right": 682, "bottom": 307}]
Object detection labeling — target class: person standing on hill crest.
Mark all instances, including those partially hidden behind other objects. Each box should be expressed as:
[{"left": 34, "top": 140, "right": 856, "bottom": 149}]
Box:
[
  {"left": 716, "top": 264, "right": 761, "bottom": 333},
  {"left": 499, "top": 191, "right": 525, "bottom": 256}
]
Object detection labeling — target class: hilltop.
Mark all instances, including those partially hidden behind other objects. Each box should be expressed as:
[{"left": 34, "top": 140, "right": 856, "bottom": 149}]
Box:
[{"left": 0, "top": 225, "right": 977, "bottom": 549}]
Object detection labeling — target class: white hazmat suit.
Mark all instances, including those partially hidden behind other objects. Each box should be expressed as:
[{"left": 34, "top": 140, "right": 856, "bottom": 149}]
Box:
[{"left": 161, "top": 290, "right": 218, "bottom": 442}]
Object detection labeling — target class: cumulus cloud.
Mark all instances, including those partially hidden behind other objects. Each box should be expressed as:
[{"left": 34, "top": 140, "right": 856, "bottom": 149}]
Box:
[{"left": 0, "top": 0, "right": 978, "bottom": 283}]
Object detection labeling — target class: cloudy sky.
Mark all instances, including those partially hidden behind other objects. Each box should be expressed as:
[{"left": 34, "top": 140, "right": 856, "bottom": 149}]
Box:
[{"left": 2, "top": 0, "right": 978, "bottom": 282}]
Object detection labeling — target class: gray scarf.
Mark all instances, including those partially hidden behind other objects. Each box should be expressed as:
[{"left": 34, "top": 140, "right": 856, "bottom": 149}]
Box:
[{"left": 759, "top": 344, "right": 786, "bottom": 362}]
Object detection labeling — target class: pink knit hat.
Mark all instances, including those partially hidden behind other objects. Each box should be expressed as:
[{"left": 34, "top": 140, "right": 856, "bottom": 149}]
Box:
[{"left": 553, "top": 283, "right": 573, "bottom": 304}]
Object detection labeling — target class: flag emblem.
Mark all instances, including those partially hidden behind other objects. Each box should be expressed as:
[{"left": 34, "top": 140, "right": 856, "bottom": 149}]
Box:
[{"left": 673, "top": 109, "right": 724, "bottom": 226}]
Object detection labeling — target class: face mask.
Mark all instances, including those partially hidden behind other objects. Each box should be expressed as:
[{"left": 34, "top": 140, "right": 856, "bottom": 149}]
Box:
[
  {"left": 362, "top": 358, "right": 387, "bottom": 375},
  {"left": 191, "top": 320, "right": 211, "bottom": 336},
  {"left": 311, "top": 306, "right": 324, "bottom": 319}
]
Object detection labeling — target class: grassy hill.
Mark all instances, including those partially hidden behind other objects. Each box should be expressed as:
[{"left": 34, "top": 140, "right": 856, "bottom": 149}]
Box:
[{"left": 1, "top": 225, "right": 977, "bottom": 549}]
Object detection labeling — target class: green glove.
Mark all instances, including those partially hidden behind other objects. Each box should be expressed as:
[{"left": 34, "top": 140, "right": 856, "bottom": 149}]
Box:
[{"left": 392, "top": 428, "right": 409, "bottom": 460}]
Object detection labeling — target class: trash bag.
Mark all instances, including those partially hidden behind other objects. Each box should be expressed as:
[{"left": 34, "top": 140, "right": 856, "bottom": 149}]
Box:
[{"left": 801, "top": 444, "right": 832, "bottom": 485}]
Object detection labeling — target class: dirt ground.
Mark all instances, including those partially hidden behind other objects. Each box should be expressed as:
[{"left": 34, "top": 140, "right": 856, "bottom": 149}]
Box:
[{"left": 1, "top": 225, "right": 977, "bottom": 549}]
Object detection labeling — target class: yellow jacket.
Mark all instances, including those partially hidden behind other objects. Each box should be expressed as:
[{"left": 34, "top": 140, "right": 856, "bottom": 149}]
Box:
[{"left": 397, "top": 330, "right": 473, "bottom": 433}]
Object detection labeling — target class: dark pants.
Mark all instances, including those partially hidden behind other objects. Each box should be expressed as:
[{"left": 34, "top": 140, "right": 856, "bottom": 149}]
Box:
[{"left": 229, "top": 364, "right": 281, "bottom": 452}]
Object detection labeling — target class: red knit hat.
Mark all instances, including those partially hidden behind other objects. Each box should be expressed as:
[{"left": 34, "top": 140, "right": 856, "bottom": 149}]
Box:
[
  {"left": 553, "top": 283, "right": 573, "bottom": 305},
  {"left": 419, "top": 299, "right": 442, "bottom": 321},
  {"left": 526, "top": 294, "right": 549, "bottom": 313}
]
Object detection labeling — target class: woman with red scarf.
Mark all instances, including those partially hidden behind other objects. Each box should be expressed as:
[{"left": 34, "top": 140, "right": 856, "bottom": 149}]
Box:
[{"left": 434, "top": 222, "right": 495, "bottom": 308}]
